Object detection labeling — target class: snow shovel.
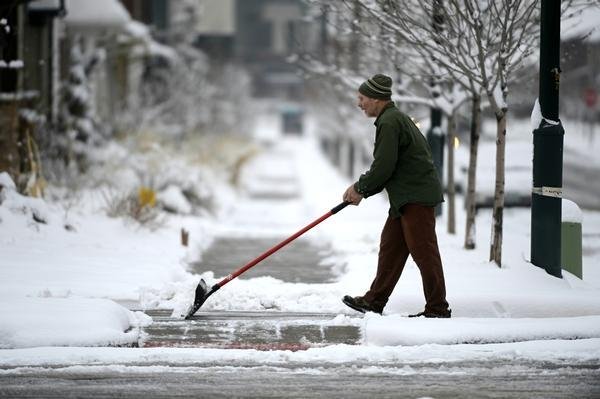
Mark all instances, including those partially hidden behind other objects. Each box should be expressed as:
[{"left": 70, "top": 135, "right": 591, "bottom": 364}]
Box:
[{"left": 184, "top": 201, "right": 351, "bottom": 319}]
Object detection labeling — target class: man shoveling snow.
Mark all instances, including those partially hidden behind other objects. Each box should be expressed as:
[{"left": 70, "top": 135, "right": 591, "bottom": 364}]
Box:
[{"left": 342, "top": 74, "right": 451, "bottom": 319}]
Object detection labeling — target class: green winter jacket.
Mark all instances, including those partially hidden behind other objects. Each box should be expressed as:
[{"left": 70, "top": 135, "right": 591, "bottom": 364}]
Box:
[{"left": 354, "top": 102, "right": 443, "bottom": 218}]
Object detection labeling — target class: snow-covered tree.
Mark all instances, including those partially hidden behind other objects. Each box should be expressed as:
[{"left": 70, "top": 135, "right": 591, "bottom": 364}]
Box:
[
  {"left": 56, "top": 36, "right": 104, "bottom": 172},
  {"left": 359, "top": 0, "right": 541, "bottom": 266},
  {"left": 297, "top": 0, "right": 472, "bottom": 235}
]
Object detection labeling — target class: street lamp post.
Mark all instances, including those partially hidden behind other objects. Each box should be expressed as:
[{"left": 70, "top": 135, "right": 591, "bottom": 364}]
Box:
[
  {"left": 427, "top": 106, "right": 444, "bottom": 217},
  {"left": 428, "top": 0, "right": 445, "bottom": 217},
  {"left": 531, "top": 0, "right": 564, "bottom": 278}
]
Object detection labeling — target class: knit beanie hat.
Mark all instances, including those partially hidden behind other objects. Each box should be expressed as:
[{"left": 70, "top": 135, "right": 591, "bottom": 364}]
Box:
[{"left": 358, "top": 74, "right": 392, "bottom": 100}]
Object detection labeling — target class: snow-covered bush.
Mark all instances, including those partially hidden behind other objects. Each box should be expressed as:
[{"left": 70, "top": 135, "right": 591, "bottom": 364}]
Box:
[
  {"left": 102, "top": 187, "right": 165, "bottom": 230},
  {"left": 158, "top": 185, "right": 192, "bottom": 214},
  {"left": 54, "top": 37, "right": 104, "bottom": 172}
]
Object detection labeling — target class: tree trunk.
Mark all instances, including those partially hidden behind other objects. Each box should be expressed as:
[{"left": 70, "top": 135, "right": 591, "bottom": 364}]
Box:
[
  {"left": 0, "top": 102, "right": 21, "bottom": 182},
  {"left": 489, "top": 110, "right": 507, "bottom": 267},
  {"left": 464, "top": 94, "right": 481, "bottom": 249},
  {"left": 446, "top": 112, "right": 456, "bottom": 234}
]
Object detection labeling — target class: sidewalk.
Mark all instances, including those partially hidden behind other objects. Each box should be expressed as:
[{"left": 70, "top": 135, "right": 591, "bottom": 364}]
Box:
[{"left": 1, "top": 132, "right": 600, "bottom": 350}]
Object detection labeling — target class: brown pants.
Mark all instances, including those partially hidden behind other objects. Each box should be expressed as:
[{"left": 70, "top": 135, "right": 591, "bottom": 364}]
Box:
[{"left": 363, "top": 204, "right": 449, "bottom": 314}]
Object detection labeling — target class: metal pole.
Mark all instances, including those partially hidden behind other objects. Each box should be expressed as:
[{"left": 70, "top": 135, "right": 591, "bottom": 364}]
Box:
[
  {"left": 428, "top": 0, "right": 445, "bottom": 217},
  {"left": 531, "top": 0, "right": 564, "bottom": 278},
  {"left": 427, "top": 107, "right": 444, "bottom": 217}
]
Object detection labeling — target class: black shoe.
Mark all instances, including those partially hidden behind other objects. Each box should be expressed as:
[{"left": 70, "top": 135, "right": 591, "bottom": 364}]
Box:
[
  {"left": 342, "top": 295, "right": 383, "bottom": 315},
  {"left": 408, "top": 309, "right": 452, "bottom": 318}
]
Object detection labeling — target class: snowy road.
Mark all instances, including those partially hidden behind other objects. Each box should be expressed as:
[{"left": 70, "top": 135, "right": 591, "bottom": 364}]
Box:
[{"left": 1, "top": 357, "right": 599, "bottom": 398}]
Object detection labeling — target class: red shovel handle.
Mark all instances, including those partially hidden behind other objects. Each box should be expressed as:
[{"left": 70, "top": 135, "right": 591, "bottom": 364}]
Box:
[{"left": 216, "top": 201, "right": 351, "bottom": 287}]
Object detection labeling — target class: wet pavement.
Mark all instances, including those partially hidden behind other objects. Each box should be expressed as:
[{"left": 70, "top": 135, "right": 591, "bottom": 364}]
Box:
[
  {"left": 2, "top": 359, "right": 599, "bottom": 399},
  {"left": 190, "top": 237, "right": 335, "bottom": 283},
  {"left": 141, "top": 309, "right": 361, "bottom": 350}
]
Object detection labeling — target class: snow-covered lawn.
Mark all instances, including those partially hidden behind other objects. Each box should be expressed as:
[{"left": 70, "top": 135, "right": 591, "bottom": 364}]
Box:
[{"left": 1, "top": 116, "right": 599, "bottom": 362}]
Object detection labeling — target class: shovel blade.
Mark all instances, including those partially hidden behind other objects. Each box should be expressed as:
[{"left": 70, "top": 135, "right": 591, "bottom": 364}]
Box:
[{"left": 184, "top": 278, "right": 209, "bottom": 319}]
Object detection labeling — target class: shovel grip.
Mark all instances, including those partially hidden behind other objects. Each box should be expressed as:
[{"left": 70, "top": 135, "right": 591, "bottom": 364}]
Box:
[{"left": 331, "top": 201, "right": 351, "bottom": 214}]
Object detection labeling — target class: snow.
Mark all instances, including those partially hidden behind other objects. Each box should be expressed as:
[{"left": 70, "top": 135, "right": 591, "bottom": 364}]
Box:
[
  {"left": 0, "top": 298, "right": 151, "bottom": 349},
  {"left": 531, "top": 98, "right": 542, "bottom": 131},
  {"left": 1, "top": 338, "right": 599, "bottom": 368},
  {"left": 431, "top": 126, "right": 443, "bottom": 136},
  {"left": 123, "top": 20, "right": 149, "bottom": 40},
  {"left": 8, "top": 60, "right": 24, "bottom": 69},
  {"left": 147, "top": 40, "right": 179, "bottom": 61},
  {"left": 158, "top": 185, "right": 192, "bottom": 214},
  {"left": 493, "top": 85, "right": 507, "bottom": 110},
  {"left": 64, "top": 0, "right": 131, "bottom": 30},
  {"left": 121, "top": 20, "right": 178, "bottom": 61},
  {"left": 0, "top": 18, "right": 9, "bottom": 34},
  {"left": 363, "top": 314, "right": 600, "bottom": 346},
  {"left": 0, "top": 173, "right": 52, "bottom": 224},
  {"left": 563, "top": 198, "right": 583, "bottom": 224},
  {"left": 0, "top": 172, "right": 16, "bottom": 191},
  {"left": 530, "top": 97, "right": 561, "bottom": 131},
  {"left": 1, "top": 108, "right": 600, "bottom": 363},
  {"left": 0, "top": 60, "right": 25, "bottom": 70},
  {"left": 562, "top": 5, "right": 600, "bottom": 43}
]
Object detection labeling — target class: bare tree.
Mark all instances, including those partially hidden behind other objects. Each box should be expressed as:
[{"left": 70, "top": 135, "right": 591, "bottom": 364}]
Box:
[
  {"left": 298, "top": 0, "right": 475, "bottom": 235},
  {"left": 464, "top": 90, "right": 482, "bottom": 249}
]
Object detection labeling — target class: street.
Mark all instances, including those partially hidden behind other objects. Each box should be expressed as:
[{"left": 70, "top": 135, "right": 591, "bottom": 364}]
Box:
[{"left": 1, "top": 359, "right": 599, "bottom": 399}]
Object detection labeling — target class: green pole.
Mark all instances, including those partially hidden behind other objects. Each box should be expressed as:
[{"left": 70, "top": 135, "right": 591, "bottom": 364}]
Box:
[
  {"left": 427, "top": 107, "right": 444, "bottom": 217},
  {"left": 428, "top": 0, "right": 445, "bottom": 217},
  {"left": 531, "top": 0, "right": 564, "bottom": 278}
]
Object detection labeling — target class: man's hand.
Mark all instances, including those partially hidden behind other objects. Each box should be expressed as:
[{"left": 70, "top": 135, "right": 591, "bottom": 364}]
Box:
[{"left": 343, "top": 184, "right": 363, "bottom": 205}]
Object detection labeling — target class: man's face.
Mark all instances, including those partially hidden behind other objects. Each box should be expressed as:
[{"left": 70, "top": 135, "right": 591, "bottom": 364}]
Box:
[{"left": 357, "top": 93, "right": 379, "bottom": 117}]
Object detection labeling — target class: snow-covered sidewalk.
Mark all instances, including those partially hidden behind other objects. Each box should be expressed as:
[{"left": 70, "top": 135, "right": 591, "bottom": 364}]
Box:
[{"left": 1, "top": 123, "right": 600, "bottom": 354}]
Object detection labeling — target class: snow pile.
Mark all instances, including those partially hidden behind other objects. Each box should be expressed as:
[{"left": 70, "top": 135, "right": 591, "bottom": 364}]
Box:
[
  {"left": 0, "top": 172, "right": 52, "bottom": 224},
  {"left": 0, "top": 182, "right": 194, "bottom": 300},
  {"left": 158, "top": 185, "right": 192, "bottom": 214},
  {"left": 1, "top": 338, "right": 599, "bottom": 368},
  {"left": 0, "top": 298, "right": 151, "bottom": 349},
  {"left": 169, "top": 274, "right": 352, "bottom": 318},
  {"left": 363, "top": 314, "right": 600, "bottom": 346},
  {"left": 64, "top": 0, "right": 131, "bottom": 30},
  {"left": 563, "top": 199, "right": 583, "bottom": 224}
]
